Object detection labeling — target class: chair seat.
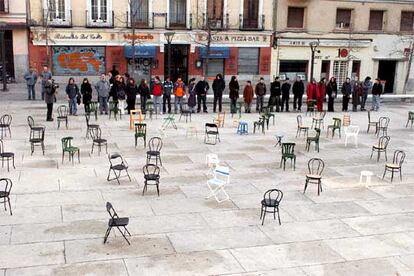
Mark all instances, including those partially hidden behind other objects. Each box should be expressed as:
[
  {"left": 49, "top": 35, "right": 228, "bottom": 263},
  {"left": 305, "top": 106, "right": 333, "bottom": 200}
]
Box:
[
  {"left": 31, "top": 126, "right": 44, "bottom": 131},
  {"left": 147, "top": 150, "right": 160, "bottom": 156},
  {"left": 88, "top": 124, "right": 99, "bottom": 128},
  {"left": 144, "top": 174, "right": 160, "bottom": 181},
  {"left": 261, "top": 198, "right": 279, "bottom": 207},
  {"left": 93, "top": 138, "right": 107, "bottom": 143},
  {"left": 207, "top": 178, "right": 226, "bottom": 186},
  {"left": 386, "top": 163, "right": 400, "bottom": 169},
  {"left": 30, "top": 138, "right": 43, "bottom": 143},
  {"left": 64, "top": 147, "right": 79, "bottom": 152},
  {"left": 282, "top": 154, "right": 295, "bottom": 158},
  {"left": 299, "top": 126, "right": 308, "bottom": 129},
  {"left": 307, "top": 137, "right": 318, "bottom": 142},
  {"left": 206, "top": 131, "right": 218, "bottom": 135},
  {"left": 109, "top": 217, "right": 129, "bottom": 227},
  {"left": 373, "top": 145, "right": 385, "bottom": 150},
  {"left": 111, "top": 164, "right": 128, "bottom": 171},
  {"left": 0, "top": 152, "right": 14, "bottom": 158},
  {"left": 57, "top": 116, "right": 67, "bottom": 119},
  {"left": 0, "top": 124, "right": 10, "bottom": 127},
  {"left": 0, "top": 191, "right": 10, "bottom": 197},
  {"left": 135, "top": 133, "right": 145, "bottom": 137},
  {"left": 306, "top": 174, "right": 322, "bottom": 179}
]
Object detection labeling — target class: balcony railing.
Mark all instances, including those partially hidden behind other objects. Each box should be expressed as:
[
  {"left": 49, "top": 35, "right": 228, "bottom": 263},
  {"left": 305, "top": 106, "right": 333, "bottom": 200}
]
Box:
[
  {"left": 127, "top": 11, "right": 154, "bottom": 29},
  {"left": 0, "top": 0, "right": 9, "bottom": 13},
  {"left": 167, "top": 12, "right": 192, "bottom": 30},
  {"left": 202, "top": 13, "right": 229, "bottom": 30},
  {"left": 239, "top": 14, "right": 265, "bottom": 31},
  {"left": 86, "top": 10, "right": 114, "bottom": 28},
  {"left": 43, "top": 9, "right": 72, "bottom": 27}
]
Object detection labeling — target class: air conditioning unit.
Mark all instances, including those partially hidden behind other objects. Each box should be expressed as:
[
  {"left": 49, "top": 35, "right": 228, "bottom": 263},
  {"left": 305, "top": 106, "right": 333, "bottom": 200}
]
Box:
[{"left": 209, "top": 20, "right": 222, "bottom": 29}]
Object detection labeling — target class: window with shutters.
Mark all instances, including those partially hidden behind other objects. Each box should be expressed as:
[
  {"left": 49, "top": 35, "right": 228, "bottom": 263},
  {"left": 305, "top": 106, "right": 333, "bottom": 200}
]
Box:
[
  {"left": 368, "top": 10, "right": 384, "bottom": 31},
  {"left": 130, "top": 0, "right": 149, "bottom": 27},
  {"left": 169, "top": 0, "right": 187, "bottom": 28},
  {"left": 88, "top": 0, "right": 113, "bottom": 26},
  {"left": 45, "top": 0, "right": 71, "bottom": 26},
  {"left": 206, "top": 0, "right": 224, "bottom": 29},
  {"left": 242, "top": 0, "right": 259, "bottom": 29},
  {"left": 287, "top": 7, "right": 304, "bottom": 29},
  {"left": 336, "top": 9, "right": 351, "bottom": 29},
  {"left": 400, "top": 11, "right": 414, "bottom": 32},
  {"left": 0, "top": 0, "right": 9, "bottom": 13},
  {"left": 333, "top": 60, "right": 348, "bottom": 90},
  {"left": 238, "top": 48, "right": 259, "bottom": 75},
  {"left": 207, "top": 59, "right": 224, "bottom": 77}
]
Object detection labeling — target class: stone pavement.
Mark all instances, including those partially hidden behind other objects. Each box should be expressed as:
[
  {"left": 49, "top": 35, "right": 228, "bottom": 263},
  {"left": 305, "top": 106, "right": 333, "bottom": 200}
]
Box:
[{"left": 0, "top": 86, "right": 414, "bottom": 275}]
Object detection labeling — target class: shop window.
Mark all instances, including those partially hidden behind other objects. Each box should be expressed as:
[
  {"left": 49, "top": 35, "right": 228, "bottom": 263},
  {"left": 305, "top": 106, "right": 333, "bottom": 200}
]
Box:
[
  {"left": 369, "top": 10, "right": 384, "bottom": 31},
  {"left": 238, "top": 48, "right": 259, "bottom": 75},
  {"left": 242, "top": 0, "right": 259, "bottom": 29},
  {"left": 279, "top": 60, "right": 308, "bottom": 81},
  {"left": 400, "top": 11, "right": 414, "bottom": 32},
  {"left": 287, "top": 7, "right": 304, "bottom": 28},
  {"left": 207, "top": 59, "right": 224, "bottom": 77},
  {"left": 336, "top": 9, "right": 351, "bottom": 29},
  {"left": 333, "top": 60, "right": 348, "bottom": 90}
]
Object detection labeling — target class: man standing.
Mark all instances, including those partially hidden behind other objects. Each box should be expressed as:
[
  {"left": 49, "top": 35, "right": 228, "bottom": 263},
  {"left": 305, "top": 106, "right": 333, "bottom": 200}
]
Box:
[
  {"left": 255, "top": 77, "right": 266, "bottom": 112},
  {"left": 341, "top": 77, "right": 352, "bottom": 112},
  {"left": 361, "top": 76, "right": 372, "bottom": 111},
  {"left": 44, "top": 79, "right": 56, "bottom": 121},
  {"left": 281, "top": 78, "right": 291, "bottom": 112},
  {"left": 195, "top": 76, "right": 209, "bottom": 113},
  {"left": 269, "top": 77, "right": 281, "bottom": 112},
  {"left": 173, "top": 77, "right": 186, "bottom": 113},
  {"left": 371, "top": 78, "right": 383, "bottom": 111},
  {"left": 212, "top": 74, "right": 225, "bottom": 113},
  {"left": 292, "top": 76, "right": 305, "bottom": 111},
  {"left": 162, "top": 77, "right": 173, "bottom": 114},
  {"left": 24, "top": 67, "right": 38, "bottom": 100},
  {"left": 40, "top": 65, "right": 52, "bottom": 101},
  {"left": 95, "top": 73, "right": 111, "bottom": 115}
]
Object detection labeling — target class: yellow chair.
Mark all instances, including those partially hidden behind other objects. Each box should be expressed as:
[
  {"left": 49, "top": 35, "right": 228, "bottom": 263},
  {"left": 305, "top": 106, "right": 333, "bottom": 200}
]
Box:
[
  {"left": 130, "top": 109, "right": 144, "bottom": 130},
  {"left": 213, "top": 112, "right": 225, "bottom": 128}
]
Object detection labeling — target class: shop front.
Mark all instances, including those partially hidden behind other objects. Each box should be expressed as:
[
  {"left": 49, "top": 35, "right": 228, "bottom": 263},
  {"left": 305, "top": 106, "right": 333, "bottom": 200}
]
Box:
[{"left": 124, "top": 45, "right": 157, "bottom": 82}]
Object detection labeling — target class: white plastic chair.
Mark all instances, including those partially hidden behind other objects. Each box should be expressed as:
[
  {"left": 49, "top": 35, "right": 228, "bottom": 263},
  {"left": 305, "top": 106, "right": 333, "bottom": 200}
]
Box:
[
  {"left": 344, "top": 125, "right": 360, "bottom": 147},
  {"left": 206, "top": 166, "right": 230, "bottom": 203}
]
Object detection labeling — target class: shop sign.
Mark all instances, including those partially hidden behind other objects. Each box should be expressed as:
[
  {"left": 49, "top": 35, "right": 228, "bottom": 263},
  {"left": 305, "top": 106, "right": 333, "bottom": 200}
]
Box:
[
  {"left": 279, "top": 38, "right": 371, "bottom": 48},
  {"left": 124, "top": 34, "right": 156, "bottom": 41},
  {"left": 197, "top": 34, "right": 270, "bottom": 46},
  {"left": 53, "top": 32, "right": 103, "bottom": 40}
]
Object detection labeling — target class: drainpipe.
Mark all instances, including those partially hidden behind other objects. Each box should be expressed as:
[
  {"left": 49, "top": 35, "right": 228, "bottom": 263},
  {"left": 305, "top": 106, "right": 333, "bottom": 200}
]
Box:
[{"left": 272, "top": 0, "right": 279, "bottom": 78}]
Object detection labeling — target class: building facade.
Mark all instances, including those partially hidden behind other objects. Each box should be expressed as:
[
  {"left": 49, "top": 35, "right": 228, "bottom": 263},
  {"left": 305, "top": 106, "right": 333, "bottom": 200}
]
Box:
[
  {"left": 0, "top": 0, "right": 29, "bottom": 82},
  {"left": 28, "top": 0, "right": 274, "bottom": 84},
  {"left": 273, "top": 0, "right": 414, "bottom": 94}
]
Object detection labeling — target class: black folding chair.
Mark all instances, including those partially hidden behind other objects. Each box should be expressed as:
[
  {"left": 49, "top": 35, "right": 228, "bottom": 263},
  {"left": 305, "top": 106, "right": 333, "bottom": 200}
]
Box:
[
  {"left": 142, "top": 164, "right": 160, "bottom": 196},
  {"left": 90, "top": 127, "right": 108, "bottom": 155},
  {"left": 146, "top": 137, "right": 163, "bottom": 166},
  {"left": 0, "top": 114, "right": 12, "bottom": 139},
  {"left": 0, "top": 178, "right": 12, "bottom": 215},
  {"left": 260, "top": 189, "right": 283, "bottom": 225},
  {"left": 0, "top": 139, "right": 15, "bottom": 172},
  {"left": 103, "top": 202, "right": 131, "bottom": 245},
  {"left": 85, "top": 114, "right": 99, "bottom": 139},
  {"left": 107, "top": 153, "right": 131, "bottom": 185},
  {"left": 204, "top": 123, "right": 220, "bottom": 145}
]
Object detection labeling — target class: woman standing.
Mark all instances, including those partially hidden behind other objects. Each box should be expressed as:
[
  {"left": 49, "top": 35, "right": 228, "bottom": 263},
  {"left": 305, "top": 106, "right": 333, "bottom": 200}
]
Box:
[
  {"left": 81, "top": 78, "right": 92, "bottom": 114},
  {"left": 187, "top": 78, "right": 197, "bottom": 113},
  {"left": 352, "top": 81, "right": 362, "bottom": 112},
  {"left": 326, "top": 77, "right": 337, "bottom": 112},
  {"left": 243, "top": 80, "right": 254, "bottom": 113},
  {"left": 229, "top": 76, "right": 240, "bottom": 113},
  {"left": 116, "top": 76, "right": 127, "bottom": 115},
  {"left": 66, "top": 77, "right": 80, "bottom": 116},
  {"left": 126, "top": 78, "right": 138, "bottom": 114},
  {"left": 317, "top": 78, "right": 326, "bottom": 112},
  {"left": 138, "top": 79, "right": 150, "bottom": 113}
]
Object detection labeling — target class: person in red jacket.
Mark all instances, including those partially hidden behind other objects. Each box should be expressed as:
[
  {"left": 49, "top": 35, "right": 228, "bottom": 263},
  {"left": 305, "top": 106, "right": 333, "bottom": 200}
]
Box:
[
  {"left": 306, "top": 78, "right": 320, "bottom": 111},
  {"left": 151, "top": 76, "right": 163, "bottom": 114},
  {"left": 317, "top": 78, "right": 326, "bottom": 112}
]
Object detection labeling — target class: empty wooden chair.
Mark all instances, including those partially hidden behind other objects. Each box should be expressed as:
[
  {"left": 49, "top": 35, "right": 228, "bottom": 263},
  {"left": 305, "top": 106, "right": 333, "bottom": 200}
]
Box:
[
  {"left": 213, "top": 112, "right": 225, "bottom": 128},
  {"left": 371, "top": 136, "right": 390, "bottom": 162},
  {"left": 57, "top": 105, "right": 69, "bottom": 129},
  {"left": 383, "top": 150, "right": 405, "bottom": 182},
  {"left": 296, "top": 115, "right": 309, "bottom": 138},
  {"left": 304, "top": 158, "right": 325, "bottom": 196},
  {"left": 129, "top": 109, "right": 144, "bottom": 130}
]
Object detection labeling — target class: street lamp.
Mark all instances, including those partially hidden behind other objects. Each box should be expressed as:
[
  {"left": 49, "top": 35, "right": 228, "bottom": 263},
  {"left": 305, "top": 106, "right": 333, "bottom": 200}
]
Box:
[
  {"left": 0, "top": 22, "right": 7, "bottom": 91},
  {"left": 164, "top": 32, "right": 175, "bottom": 80},
  {"left": 309, "top": 40, "right": 320, "bottom": 82}
]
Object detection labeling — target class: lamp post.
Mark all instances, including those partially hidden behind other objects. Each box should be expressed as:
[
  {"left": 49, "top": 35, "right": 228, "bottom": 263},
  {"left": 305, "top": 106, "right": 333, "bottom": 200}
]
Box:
[
  {"left": 309, "top": 40, "right": 320, "bottom": 82},
  {"left": 0, "top": 22, "right": 7, "bottom": 91},
  {"left": 164, "top": 32, "right": 175, "bottom": 80}
]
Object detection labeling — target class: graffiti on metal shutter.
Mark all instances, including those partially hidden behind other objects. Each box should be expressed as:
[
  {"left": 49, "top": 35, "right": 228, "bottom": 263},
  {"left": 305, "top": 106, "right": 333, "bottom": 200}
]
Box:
[{"left": 52, "top": 47, "right": 106, "bottom": 75}]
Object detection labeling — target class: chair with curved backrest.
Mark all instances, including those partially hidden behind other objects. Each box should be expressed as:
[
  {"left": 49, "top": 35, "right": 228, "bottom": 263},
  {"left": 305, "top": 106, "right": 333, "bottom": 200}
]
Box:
[
  {"left": 146, "top": 137, "right": 163, "bottom": 166},
  {"left": 107, "top": 153, "right": 131, "bottom": 185},
  {"left": 88, "top": 101, "right": 98, "bottom": 121},
  {"left": 27, "top": 116, "right": 44, "bottom": 131},
  {"left": 406, "top": 111, "right": 414, "bottom": 128},
  {"left": 367, "top": 111, "right": 378, "bottom": 133},
  {"left": 344, "top": 125, "right": 360, "bottom": 147},
  {"left": 179, "top": 106, "right": 192, "bottom": 123},
  {"left": 376, "top": 116, "right": 390, "bottom": 137},
  {"left": 280, "top": 142, "right": 296, "bottom": 170},
  {"left": 0, "top": 178, "right": 12, "bottom": 215},
  {"left": 57, "top": 105, "right": 69, "bottom": 129},
  {"left": 142, "top": 164, "right": 161, "bottom": 196},
  {"left": 306, "top": 99, "right": 317, "bottom": 116},
  {"left": 0, "top": 139, "right": 15, "bottom": 172},
  {"left": 371, "top": 136, "right": 390, "bottom": 162},
  {"left": 383, "top": 150, "right": 405, "bottom": 182},
  {"left": 61, "top": 136, "right": 80, "bottom": 165},
  {"left": 327, "top": 118, "right": 341, "bottom": 138},
  {"left": 85, "top": 114, "right": 100, "bottom": 139},
  {"left": 306, "top": 128, "right": 321, "bottom": 152},
  {"left": 311, "top": 111, "right": 326, "bottom": 129},
  {"left": 296, "top": 115, "right": 309, "bottom": 138},
  {"left": 0, "top": 114, "right": 12, "bottom": 139},
  {"left": 304, "top": 158, "right": 325, "bottom": 196},
  {"left": 260, "top": 189, "right": 283, "bottom": 225},
  {"left": 109, "top": 101, "right": 121, "bottom": 120},
  {"left": 90, "top": 127, "right": 108, "bottom": 155},
  {"left": 253, "top": 115, "right": 266, "bottom": 134},
  {"left": 134, "top": 123, "right": 147, "bottom": 148},
  {"left": 103, "top": 202, "right": 131, "bottom": 245},
  {"left": 204, "top": 123, "right": 220, "bottom": 145}
]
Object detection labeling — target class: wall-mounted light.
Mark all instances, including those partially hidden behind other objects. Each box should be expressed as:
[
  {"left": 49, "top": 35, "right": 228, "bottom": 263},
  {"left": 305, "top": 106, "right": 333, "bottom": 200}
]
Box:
[{"left": 196, "top": 60, "right": 203, "bottom": 68}]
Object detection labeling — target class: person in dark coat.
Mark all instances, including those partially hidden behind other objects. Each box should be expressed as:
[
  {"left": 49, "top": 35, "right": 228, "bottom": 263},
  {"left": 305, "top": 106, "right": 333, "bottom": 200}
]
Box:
[
  {"left": 371, "top": 78, "right": 383, "bottom": 111},
  {"left": 195, "top": 76, "right": 209, "bottom": 113},
  {"left": 352, "top": 81, "right": 362, "bottom": 112},
  {"left": 126, "top": 77, "right": 138, "bottom": 114},
  {"left": 81, "top": 78, "right": 92, "bottom": 113},
  {"left": 281, "top": 78, "right": 291, "bottom": 112},
  {"left": 269, "top": 76, "right": 281, "bottom": 112},
  {"left": 229, "top": 76, "right": 240, "bottom": 113},
  {"left": 187, "top": 78, "right": 197, "bottom": 113},
  {"left": 341, "top": 78, "right": 352, "bottom": 112},
  {"left": 162, "top": 77, "right": 174, "bottom": 114},
  {"left": 292, "top": 76, "right": 305, "bottom": 111},
  {"left": 212, "top": 74, "right": 225, "bottom": 113},
  {"left": 326, "top": 77, "right": 338, "bottom": 112},
  {"left": 44, "top": 79, "right": 57, "bottom": 121},
  {"left": 66, "top": 77, "right": 80, "bottom": 116},
  {"left": 243, "top": 80, "right": 253, "bottom": 113},
  {"left": 255, "top": 77, "right": 266, "bottom": 112},
  {"left": 137, "top": 79, "right": 150, "bottom": 113}
]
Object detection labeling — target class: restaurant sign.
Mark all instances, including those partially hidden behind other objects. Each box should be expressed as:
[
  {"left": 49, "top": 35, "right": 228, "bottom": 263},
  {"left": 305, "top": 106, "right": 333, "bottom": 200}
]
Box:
[{"left": 197, "top": 33, "right": 271, "bottom": 47}]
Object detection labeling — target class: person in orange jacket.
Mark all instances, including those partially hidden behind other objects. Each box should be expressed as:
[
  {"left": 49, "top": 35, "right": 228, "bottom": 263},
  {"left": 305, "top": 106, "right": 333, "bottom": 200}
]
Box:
[{"left": 317, "top": 78, "right": 326, "bottom": 112}]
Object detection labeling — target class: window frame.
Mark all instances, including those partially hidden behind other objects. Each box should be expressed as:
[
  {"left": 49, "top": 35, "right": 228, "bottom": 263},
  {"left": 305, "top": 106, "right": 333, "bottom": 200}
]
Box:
[
  {"left": 287, "top": 6, "right": 305, "bottom": 29},
  {"left": 400, "top": 11, "right": 414, "bottom": 32},
  {"left": 335, "top": 8, "right": 352, "bottom": 29},
  {"left": 44, "top": 0, "right": 71, "bottom": 25},
  {"left": 368, "top": 10, "right": 385, "bottom": 31},
  {"left": 87, "top": 0, "right": 113, "bottom": 27}
]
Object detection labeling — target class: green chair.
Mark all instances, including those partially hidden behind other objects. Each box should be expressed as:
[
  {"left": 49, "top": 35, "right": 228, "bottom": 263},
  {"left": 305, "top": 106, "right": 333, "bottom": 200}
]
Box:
[
  {"left": 161, "top": 114, "right": 177, "bottom": 130},
  {"left": 306, "top": 128, "right": 321, "bottom": 152},
  {"left": 253, "top": 115, "right": 266, "bottom": 134},
  {"left": 306, "top": 100, "right": 317, "bottom": 116},
  {"left": 88, "top": 101, "right": 98, "bottom": 121},
  {"left": 327, "top": 118, "right": 341, "bottom": 138},
  {"left": 145, "top": 100, "right": 155, "bottom": 120},
  {"left": 406, "top": 112, "right": 414, "bottom": 128},
  {"left": 262, "top": 106, "right": 275, "bottom": 129},
  {"left": 231, "top": 102, "right": 242, "bottom": 119},
  {"left": 280, "top": 142, "right": 296, "bottom": 170},
  {"left": 61, "top": 137, "right": 80, "bottom": 165},
  {"left": 109, "top": 101, "right": 121, "bottom": 120},
  {"left": 134, "top": 123, "right": 147, "bottom": 148}
]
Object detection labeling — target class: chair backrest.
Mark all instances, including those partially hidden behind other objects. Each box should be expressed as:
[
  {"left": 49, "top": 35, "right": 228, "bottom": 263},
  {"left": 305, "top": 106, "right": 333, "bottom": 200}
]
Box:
[
  {"left": 106, "top": 202, "right": 119, "bottom": 219},
  {"left": 148, "top": 137, "right": 163, "bottom": 151},
  {"left": 392, "top": 150, "right": 405, "bottom": 167},
  {"left": 213, "top": 166, "right": 230, "bottom": 184},
  {"left": 297, "top": 115, "right": 303, "bottom": 127},
  {"left": 61, "top": 136, "right": 73, "bottom": 150},
  {"left": 409, "top": 112, "right": 414, "bottom": 120},
  {"left": 85, "top": 114, "right": 91, "bottom": 126},
  {"left": 90, "top": 102, "right": 98, "bottom": 111},
  {"left": 333, "top": 118, "right": 341, "bottom": 128},
  {"left": 57, "top": 105, "right": 68, "bottom": 117},
  {"left": 0, "top": 139, "right": 4, "bottom": 154},
  {"left": 314, "top": 128, "right": 321, "bottom": 139},
  {"left": 0, "top": 178, "right": 12, "bottom": 196},
  {"left": 378, "top": 116, "right": 390, "bottom": 128},
  {"left": 205, "top": 123, "right": 219, "bottom": 133},
  {"left": 135, "top": 123, "right": 146, "bottom": 135},
  {"left": 30, "top": 126, "right": 45, "bottom": 140},
  {"left": 143, "top": 163, "right": 160, "bottom": 176},
  {"left": 217, "top": 112, "right": 225, "bottom": 121},
  {"left": 108, "top": 152, "right": 127, "bottom": 168},
  {"left": 146, "top": 100, "right": 154, "bottom": 110},
  {"left": 263, "top": 189, "right": 283, "bottom": 204},
  {"left": 282, "top": 143, "right": 295, "bottom": 155},
  {"left": 345, "top": 125, "right": 360, "bottom": 134},
  {"left": 90, "top": 127, "right": 102, "bottom": 140},
  {"left": 378, "top": 136, "right": 390, "bottom": 149},
  {"left": 109, "top": 101, "right": 119, "bottom": 110},
  {"left": 206, "top": 153, "right": 219, "bottom": 167},
  {"left": 343, "top": 114, "right": 351, "bottom": 127},
  {"left": 27, "top": 116, "right": 35, "bottom": 129},
  {"left": 308, "top": 158, "right": 325, "bottom": 175},
  {"left": 0, "top": 114, "right": 12, "bottom": 126},
  {"left": 367, "top": 110, "right": 375, "bottom": 123}
]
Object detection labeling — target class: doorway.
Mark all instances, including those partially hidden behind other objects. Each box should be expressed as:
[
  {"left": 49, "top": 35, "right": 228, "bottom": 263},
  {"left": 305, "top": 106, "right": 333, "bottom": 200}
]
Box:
[
  {"left": 378, "top": 60, "right": 396, "bottom": 93},
  {"left": 164, "top": 44, "right": 188, "bottom": 83},
  {"left": 320, "top": 60, "right": 330, "bottom": 80}
]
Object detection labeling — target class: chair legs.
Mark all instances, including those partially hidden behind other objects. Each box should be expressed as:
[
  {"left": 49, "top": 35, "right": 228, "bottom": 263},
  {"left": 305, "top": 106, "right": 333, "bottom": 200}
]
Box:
[
  {"left": 142, "top": 180, "right": 160, "bottom": 196},
  {"left": 304, "top": 178, "right": 322, "bottom": 196},
  {"left": 260, "top": 205, "right": 281, "bottom": 225},
  {"left": 2, "top": 195, "right": 12, "bottom": 215},
  {"left": 103, "top": 225, "right": 131, "bottom": 245},
  {"left": 107, "top": 168, "right": 131, "bottom": 185}
]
